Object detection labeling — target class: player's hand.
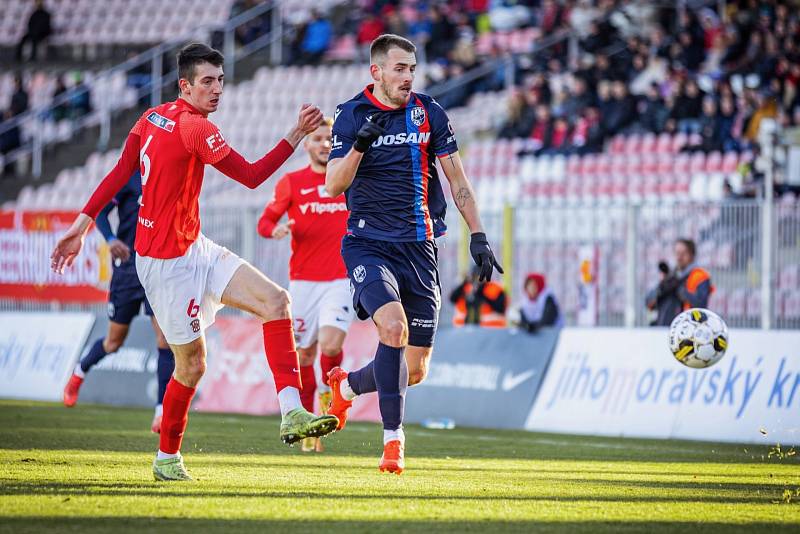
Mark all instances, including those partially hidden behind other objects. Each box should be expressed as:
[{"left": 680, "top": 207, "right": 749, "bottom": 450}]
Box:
[
  {"left": 51, "top": 220, "right": 89, "bottom": 274},
  {"left": 469, "top": 232, "right": 504, "bottom": 282},
  {"left": 108, "top": 239, "right": 131, "bottom": 262},
  {"left": 353, "top": 113, "right": 388, "bottom": 153},
  {"left": 272, "top": 219, "right": 294, "bottom": 240},
  {"left": 297, "top": 104, "right": 324, "bottom": 134}
]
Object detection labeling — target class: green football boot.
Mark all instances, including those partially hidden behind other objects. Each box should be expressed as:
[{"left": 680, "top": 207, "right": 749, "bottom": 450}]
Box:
[
  {"left": 280, "top": 408, "right": 339, "bottom": 445},
  {"left": 153, "top": 454, "right": 193, "bottom": 481}
]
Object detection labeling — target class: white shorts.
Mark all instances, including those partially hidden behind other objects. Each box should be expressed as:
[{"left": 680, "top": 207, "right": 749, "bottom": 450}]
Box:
[
  {"left": 289, "top": 278, "right": 355, "bottom": 349},
  {"left": 136, "top": 234, "right": 245, "bottom": 345}
]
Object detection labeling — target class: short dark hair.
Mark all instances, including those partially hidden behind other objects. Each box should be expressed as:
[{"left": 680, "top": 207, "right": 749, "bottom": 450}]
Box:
[
  {"left": 178, "top": 43, "right": 224, "bottom": 84},
  {"left": 676, "top": 238, "right": 696, "bottom": 258},
  {"left": 370, "top": 34, "right": 416, "bottom": 64}
]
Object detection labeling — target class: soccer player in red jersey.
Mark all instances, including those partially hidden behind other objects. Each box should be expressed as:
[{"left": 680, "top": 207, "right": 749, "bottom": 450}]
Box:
[
  {"left": 50, "top": 43, "right": 338, "bottom": 481},
  {"left": 257, "top": 118, "right": 354, "bottom": 453}
]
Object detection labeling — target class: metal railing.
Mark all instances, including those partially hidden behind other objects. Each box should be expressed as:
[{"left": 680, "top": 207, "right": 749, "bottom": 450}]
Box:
[
  {"left": 3, "top": 198, "right": 796, "bottom": 330},
  {"left": 0, "top": 1, "right": 281, "bottom": 178}
]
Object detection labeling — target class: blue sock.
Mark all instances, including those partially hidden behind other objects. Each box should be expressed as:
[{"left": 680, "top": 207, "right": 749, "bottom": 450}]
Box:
[
  {"left": 373, "top": 343, "right": 408, "bottom": 431},
  {"left": 347, "top": 361, "right": 377, "bottom": 395},
  {"left": 156, "top": 348, "right": 175, "bottom": 405},
  {"left": 80, "top": 338, "right": 108, "bottom": 374}
]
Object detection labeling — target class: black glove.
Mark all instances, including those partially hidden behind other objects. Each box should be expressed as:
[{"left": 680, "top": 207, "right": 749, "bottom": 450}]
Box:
[
  {"left": 469, "top": 232, "right": 504, "bottom": 282},
  {"left": 353, "top": 114, "right": 388, "bottom": 153}
]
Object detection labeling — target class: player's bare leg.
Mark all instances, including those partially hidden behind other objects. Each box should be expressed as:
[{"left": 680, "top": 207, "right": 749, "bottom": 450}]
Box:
[
  {"left": 151, "top": 317, "right": 173, "bottom": 434},
  {"left": 221, "top": 263, "right": 338, "bottom": 443},
  {"left": 153, "top": 336, "right": 205, "bottom": 481},
  {"left": 404, "top": 346, "right": 433, "bottom": 386},
  {"left": 64, "top": 321, "right": 130, "bottom": 407}
]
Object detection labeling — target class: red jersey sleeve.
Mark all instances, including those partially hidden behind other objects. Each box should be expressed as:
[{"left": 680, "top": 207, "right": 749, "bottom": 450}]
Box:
[
  {"left": 179, "top": 114, "right": 231, "bottom": 165},
  {"left": 81, "top": 131, "right": 140, "bottom": 218},
  {"left": 212, "top": 140, "right": 294, "bottom": 189},
  {"left": 257, "top": 174, "right": 292, "bottom": 238}
]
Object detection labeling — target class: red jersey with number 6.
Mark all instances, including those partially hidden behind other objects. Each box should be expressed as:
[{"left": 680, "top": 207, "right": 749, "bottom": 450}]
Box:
[
  {"left": 131, "top": 98, "right": 231, "bottom": 259},
  {"left": 257, "top": 166, "right": 348, "bottom": 281}
]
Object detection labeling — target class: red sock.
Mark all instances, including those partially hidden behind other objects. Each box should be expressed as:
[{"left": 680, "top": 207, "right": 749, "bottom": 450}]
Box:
[
  {"left": 263, "top": 319, "right": 301, "bottom": 393},
  {"left": 320, "top": 350, "right": 344, "bottom": 386},
  {"left": 299, "top": 365, "right": 317, "bottom": 412},
  {"left": 159, "top": 378, "right": 196, "bottom": 454}
]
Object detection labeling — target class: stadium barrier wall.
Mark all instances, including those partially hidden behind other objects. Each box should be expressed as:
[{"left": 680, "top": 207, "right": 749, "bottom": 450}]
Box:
[
  {"left": 405, "top": 327, "right": 560, "bottom": 429},
  {"left": 77, "top": 315, "right": 163, "bottom": 407},
  {"left": 526, "top": 328, "right": 800, "bottom": 445},
  {"left": 0, "top": 312, "right": 94, "bottom": 401}
]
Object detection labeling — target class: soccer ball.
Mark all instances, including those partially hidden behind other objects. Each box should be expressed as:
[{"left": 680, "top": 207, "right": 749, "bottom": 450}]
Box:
[{"left": 668, "top": 308, "right": 729, "bottom": 369}]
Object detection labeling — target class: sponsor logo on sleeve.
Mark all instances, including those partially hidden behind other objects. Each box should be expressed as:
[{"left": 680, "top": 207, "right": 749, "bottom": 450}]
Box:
[
  {"left": 205, "top": 131, "right": 227, "bottom": 152},
  {"left": 146, "top": 112, "right": 175, "bottom": 132}
]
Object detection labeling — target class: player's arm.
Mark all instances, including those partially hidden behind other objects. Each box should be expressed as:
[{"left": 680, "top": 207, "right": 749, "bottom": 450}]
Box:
[
  {"left": 257, "top": 175, "right": 293, "bottom": 239},
  {"left": 439, "top": 151, "right": 504, "bottom": 281},
  {"left": 212, "top": 105, "right": 323, "bottom": 189},
  {"left": 51, "top": 131, "right": 140, "bottom": 274},
  {"left": 96, "top": 199, "right": 131, "bottom": 262},
  {"left": 325, "top": 113, "right": 387, "bottom": 197}
]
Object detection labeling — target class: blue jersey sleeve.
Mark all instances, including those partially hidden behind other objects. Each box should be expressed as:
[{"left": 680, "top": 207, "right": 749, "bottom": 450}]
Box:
[
  {"left": 330, "top": 104, "right": 357, "bottom": 160},
  {"left": 428, "top": 99, "right": 458, "bottom": 156},
  {"left": 95, "top": 198, "right": 118, "bottom": 242}
]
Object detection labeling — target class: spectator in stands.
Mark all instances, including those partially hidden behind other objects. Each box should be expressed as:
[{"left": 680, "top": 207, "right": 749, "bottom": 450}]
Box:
[
  {"left": 604, "top": 81, "right": 636, "bottom": 135},
  {"left": 357, "top": 14, "right": 385, "bottom": 60},
  {"left": 571, "top": 106, "right": 604, "bottom": 153},
  {"left": 498, "top": 88, "right": 532, "bottom": 139},
  {"left": 450, "top": 266, "right": 507, "bottom": 328},
  {"left": 51, "top": 75, "right": 69, "bottom": 121},
  {"left": 671, "top": 79, "right": 705, "bottom": 134},
  {"left": 426, "top": 4, "right": 456, "bottom": 62},
  {"left": 15, "top": 0, "right": 52, "bottom": 62},
  {"left": 526, "top": 104, "right": 553, "bottom": 154},
  {"left": 519, "top": 273, "right": 563, "bottom": 332},
  {"left": 299, "top": 10, "right": 333, "bottom": 65},
  {"left": 10, "top": 76, "right": 29, "bottom": 117},
  {"left": 646, "top": 238, "right": 713, "bottom": 326},
  {"left": 69, "top": 73, "right": 92, "bottom": 118},
  {"left": 638, "top": 82, "right": 669, "bottom": 133},
  {"left": 0, "top": 108, "right": 21, "bottom": 178}
]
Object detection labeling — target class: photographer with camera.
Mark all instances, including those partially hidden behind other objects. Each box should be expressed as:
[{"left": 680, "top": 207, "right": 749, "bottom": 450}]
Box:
[{"left": 645, "top": 238, "right": 714, "bottom": 326}]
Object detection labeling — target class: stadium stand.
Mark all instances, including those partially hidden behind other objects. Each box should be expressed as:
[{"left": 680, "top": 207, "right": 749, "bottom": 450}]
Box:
[{"left": 0, "top": 0, "right": 234, "bottom": 46}]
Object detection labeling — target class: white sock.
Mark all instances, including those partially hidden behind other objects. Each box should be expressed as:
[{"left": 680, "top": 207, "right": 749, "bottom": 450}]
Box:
[
  {"left": 383, "top": 427, "right": 405, "bottom": 445},
  {"left": 156, "top": 450, "right": 179, "bottom": 460},
  {"left": 73, "top": 363, "right": 85, "bottom": 378},
  {"left": 341, "top": 378, "right": 357, "bottom": 401},
  {"left": 278, "top": 386, "right": 302, "bottom": 416},
  {"left": 154, "top": 404, "right": 163, "bottom": 417}
]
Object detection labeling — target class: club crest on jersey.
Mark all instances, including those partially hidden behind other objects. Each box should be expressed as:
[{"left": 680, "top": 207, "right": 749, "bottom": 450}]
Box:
[
  {"left": 146, "top": 111, "right": 175, "bottom": 132},
  {"left": 410, "top": 106, "right": 426, "bottom": 127},
  {"left": 353, "top": 265, "right": 366, "bottom": 283}
]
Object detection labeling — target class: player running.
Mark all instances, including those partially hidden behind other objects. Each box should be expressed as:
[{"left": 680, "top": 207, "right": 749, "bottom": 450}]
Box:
[
  {"left": 324, "top": 34, "right": 502, "bottom": 474},
  {"left": 257, "top": 118, "right": 354, "bottom": 453},
  {"left": 51, "top": 43, "right": 338, "bottom": 481},
  {"left": 62, "top": 170, "right": 175, "bottom": 435}
]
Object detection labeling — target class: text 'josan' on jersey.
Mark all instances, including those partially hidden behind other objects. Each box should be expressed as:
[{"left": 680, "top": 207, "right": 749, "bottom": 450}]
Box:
[{"left": 329, "top": 84, "right": 458, "bottom": 242}]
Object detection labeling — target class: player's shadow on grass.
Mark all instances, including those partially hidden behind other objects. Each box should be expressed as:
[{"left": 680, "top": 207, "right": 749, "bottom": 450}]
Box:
[
  {"left": 1, "top": 517, "right": 798, "bottom": 534},
  {"left": 0, "top": 480, "right": 790, "bottom": 504}
]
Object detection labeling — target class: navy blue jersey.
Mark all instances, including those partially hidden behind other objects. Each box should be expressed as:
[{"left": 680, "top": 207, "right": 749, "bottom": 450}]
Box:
[
  {"left": 330, "top": 85, "right": 458, "bottom": 242},
  {"left": 96, "top": 172, "right": 142, "bottom": 281}
]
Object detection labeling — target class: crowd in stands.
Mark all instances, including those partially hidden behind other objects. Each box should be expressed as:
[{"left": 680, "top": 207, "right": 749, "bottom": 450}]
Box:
[{"left": 499, "top": 0, "right": 799, "bottom": 178}]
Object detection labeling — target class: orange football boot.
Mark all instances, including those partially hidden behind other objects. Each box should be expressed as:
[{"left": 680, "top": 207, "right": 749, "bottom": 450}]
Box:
[
  {"left": 379, "top": 440, "right": 404, "bottom": 475},
  {"left": 326, "top": 367, "right": 353, "bottom": 431},
  {"left": 63, "top": 374, "right": 83, "bottom": 407}
]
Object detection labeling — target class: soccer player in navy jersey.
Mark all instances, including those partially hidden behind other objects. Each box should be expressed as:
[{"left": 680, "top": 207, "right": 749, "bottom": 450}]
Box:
[
  {"left": 62, "top": 171, "right": 175, "bottom": 434},
  {"left": 324, "top": 34, "right": 502, "bottom": 474}
]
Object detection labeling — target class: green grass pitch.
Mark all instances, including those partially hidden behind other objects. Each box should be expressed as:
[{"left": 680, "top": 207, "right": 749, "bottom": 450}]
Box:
[{"left": 0, "top": 400, "right": 798, "bottom": 533}]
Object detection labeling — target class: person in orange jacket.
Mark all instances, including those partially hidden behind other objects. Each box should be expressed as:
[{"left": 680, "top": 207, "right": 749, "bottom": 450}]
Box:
[
  {"left": 646, "top": 238, "right": 714, "bottom": 326},
  {"left": 450, "top": 266, "right": 507, "bottom": 327}
]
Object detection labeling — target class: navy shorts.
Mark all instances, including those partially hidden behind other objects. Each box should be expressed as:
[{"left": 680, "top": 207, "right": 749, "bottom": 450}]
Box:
[
  {"left": 341, "top": 234, "right": 441, "bottom": 347},
  {"left": 108, "top": 269, "right": 153, "bottom": 325}
]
